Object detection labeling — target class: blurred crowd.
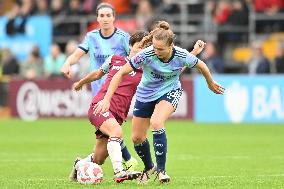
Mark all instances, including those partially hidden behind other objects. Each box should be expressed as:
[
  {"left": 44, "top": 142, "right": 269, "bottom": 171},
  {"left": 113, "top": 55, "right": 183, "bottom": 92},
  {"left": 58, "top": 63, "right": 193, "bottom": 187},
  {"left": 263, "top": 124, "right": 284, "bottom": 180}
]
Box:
[{"left": 0, "top": 0, "right": 284, "bottom": 81}]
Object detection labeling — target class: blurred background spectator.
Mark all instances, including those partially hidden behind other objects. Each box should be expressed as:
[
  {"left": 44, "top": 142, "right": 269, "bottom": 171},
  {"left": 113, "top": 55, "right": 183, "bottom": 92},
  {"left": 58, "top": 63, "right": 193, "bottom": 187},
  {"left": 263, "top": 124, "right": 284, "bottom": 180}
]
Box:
[
  {"left": 274, "top": 41, "right": 284, "bottom": 73},
  {"left": 201, "top": 42, "right": 224, "bottom": 73},
  {"left": 34, "top": 0, "right": 49, "bottom": 15},
  {"left": 247, "top": 41, "right": 271, "bottom": 74},
  {"left": 43, "top": 43, "right": 66, "bottom": 78},
  {"left": 1, "top": 48, "right": 19, "bottom": 77},
  {"left": 20, "top": 45, "right": 43, "bottom": 79},
  {"left": 0, "top": 0, "right": 284, "bottom": 78}
]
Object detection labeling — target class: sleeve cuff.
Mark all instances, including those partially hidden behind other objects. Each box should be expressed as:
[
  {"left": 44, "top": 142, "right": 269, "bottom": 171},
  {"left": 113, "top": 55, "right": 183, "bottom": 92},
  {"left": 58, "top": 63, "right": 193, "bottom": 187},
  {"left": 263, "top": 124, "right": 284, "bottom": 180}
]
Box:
[{"left": 78, "top": 46, "right": 88, "bottom": 53}]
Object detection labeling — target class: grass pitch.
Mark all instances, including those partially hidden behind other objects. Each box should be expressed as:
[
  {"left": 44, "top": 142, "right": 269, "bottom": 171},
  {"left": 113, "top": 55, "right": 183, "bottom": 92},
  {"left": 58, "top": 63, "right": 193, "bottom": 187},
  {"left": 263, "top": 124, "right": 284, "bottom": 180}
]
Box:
[{"left": 0, "top": 119, "right": 284, "bottom": 189}]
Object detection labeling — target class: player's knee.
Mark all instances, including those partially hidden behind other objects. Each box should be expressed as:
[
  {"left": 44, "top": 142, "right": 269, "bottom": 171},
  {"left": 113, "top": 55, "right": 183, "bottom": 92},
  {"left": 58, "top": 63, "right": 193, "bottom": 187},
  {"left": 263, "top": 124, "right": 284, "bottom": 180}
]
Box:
[
  {"left": 132, "top": 134, "right": 145, "bottom": 144},
  {"left": 109, "top": 127, "right": 122, "bottom": 138},
  {"left": 150, "top": 119, "right": 163, "bottom": 130},
  {"left": 93, "top": 156, "right": 105, "bottom": 165}
]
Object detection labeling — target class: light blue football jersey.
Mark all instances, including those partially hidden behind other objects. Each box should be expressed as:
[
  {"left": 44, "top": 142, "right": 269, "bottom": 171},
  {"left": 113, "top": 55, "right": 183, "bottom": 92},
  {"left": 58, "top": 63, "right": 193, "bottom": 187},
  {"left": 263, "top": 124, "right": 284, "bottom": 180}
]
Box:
[
  {"left": 129, "top": 45, "right": 198, "bottom": 102},
  {"left": 79, "top": 28, "right": 130, "bottom": 96}
]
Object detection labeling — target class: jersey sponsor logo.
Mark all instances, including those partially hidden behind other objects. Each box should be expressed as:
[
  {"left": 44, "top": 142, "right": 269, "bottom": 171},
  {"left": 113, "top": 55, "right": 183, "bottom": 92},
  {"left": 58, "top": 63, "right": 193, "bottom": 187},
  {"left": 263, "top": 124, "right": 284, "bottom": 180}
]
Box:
[
  {"left": 94, "top": 54, "right": 110, "bottom": 59},
  {"left": 133, "top": 108, "right": 139, "bottom": 111},
  {"left": 111, "top": 65, "right": 137, "bottom": 77},
  {"left": 150, "top": 71, "right": 177, "bottom": 81}
]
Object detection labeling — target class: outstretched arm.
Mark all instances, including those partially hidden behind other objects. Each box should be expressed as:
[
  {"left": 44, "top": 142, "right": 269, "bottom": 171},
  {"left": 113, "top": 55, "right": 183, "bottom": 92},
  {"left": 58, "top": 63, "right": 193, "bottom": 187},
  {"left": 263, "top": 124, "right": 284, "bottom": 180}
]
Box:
[
  {"left": 61, "top": 48, "right": 85, "bottom": 79},
  {"left": 182, "top": 40, "right": 206, "bottom": 73},
  {"left": 94, "top": 62, "right": 134, "bottom": 114},
  {"left": 191, "top": 40, "right": 206, "bottom": 56},
  {"left": 73, "top": 70, "right": 105, "bottom": 91},
  {"left": 196, "top": 60, "right": 225, "bottom": 94}
]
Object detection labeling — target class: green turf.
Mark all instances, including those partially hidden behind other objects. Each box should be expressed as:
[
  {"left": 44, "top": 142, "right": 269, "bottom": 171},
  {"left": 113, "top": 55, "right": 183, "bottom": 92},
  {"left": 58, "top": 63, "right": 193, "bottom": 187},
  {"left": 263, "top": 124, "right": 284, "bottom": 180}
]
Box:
[{"left": 0, "top": 119, "right": 284, "bottom": 189}]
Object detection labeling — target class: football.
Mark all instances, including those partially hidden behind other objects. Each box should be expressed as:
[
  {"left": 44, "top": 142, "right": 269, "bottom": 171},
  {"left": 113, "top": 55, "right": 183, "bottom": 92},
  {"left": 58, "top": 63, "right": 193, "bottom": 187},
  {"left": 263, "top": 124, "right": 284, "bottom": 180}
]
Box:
[{"left": 77, "top": 162, "right": 103, "bottom": 185}]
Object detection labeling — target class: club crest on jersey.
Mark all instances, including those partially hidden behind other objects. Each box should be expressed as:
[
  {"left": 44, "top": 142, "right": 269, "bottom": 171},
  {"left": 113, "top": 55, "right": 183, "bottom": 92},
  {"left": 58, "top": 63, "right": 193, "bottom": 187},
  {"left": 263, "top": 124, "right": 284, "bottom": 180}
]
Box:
[{"left": 134, "top": 55, "right": 143, "bottom": 64}]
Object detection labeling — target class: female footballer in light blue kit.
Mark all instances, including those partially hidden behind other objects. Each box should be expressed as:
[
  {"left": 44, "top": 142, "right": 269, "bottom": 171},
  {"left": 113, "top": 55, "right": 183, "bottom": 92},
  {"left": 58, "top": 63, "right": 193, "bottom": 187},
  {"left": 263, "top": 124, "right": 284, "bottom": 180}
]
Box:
[
  {"left": 61, "top": 2, "right": 137, "bottom": 172},
  {"left": 94, "top": 21, "right": 225, "bottom": 184}
]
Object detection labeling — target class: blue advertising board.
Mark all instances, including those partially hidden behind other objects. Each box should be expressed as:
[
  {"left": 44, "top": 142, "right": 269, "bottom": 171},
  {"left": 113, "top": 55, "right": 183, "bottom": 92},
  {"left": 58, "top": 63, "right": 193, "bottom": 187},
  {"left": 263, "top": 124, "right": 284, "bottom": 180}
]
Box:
[
  {"left": 0, "top": 16, "right": 52, "bottom": 61},
  {"left": 194, "top": 75, "right": 284, "bottom": 123}
]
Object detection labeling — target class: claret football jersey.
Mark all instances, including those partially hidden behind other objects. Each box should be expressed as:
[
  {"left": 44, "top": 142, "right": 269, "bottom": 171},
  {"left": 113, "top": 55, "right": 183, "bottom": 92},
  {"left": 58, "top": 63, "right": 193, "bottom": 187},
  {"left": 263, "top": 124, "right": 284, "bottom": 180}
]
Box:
[{"left": 92, "top": 55, "right": 142, "bottom": 121}]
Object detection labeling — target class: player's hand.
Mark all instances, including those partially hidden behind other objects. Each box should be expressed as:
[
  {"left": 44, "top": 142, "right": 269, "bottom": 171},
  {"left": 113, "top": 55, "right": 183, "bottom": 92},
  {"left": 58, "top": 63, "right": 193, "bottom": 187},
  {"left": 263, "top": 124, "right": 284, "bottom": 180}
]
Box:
[
  {"left": 94, "top": 99, "right": 110, "bottom": 115},
  {"left": 61, "top": 63, "right": 72, "bottom": 79},
  {"left": 193, "top": 40, "right": 206, "bottom": 54},
  {"left": 208, "top": 81, "right": 225, "bottom": 94},
  {"left": 73, "top": 82, "right": 83, "bottom": 91}
]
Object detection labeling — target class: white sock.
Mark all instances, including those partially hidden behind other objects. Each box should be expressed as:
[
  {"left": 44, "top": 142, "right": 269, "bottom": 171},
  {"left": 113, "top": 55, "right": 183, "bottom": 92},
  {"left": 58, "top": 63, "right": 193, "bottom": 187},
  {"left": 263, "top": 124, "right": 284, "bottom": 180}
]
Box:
[
  {"left": 107, "top": 137, "right": 123, "bottom": 174},
  {"left": 75, "top": 153, "right": 93, "bottom": 170}
]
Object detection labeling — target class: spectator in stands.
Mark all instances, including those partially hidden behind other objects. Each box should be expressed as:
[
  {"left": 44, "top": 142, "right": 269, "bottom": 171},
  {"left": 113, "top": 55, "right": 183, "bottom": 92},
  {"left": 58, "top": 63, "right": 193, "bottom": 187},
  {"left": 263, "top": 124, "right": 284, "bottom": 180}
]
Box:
[
  {"left": 274, "top": 41, "right": 284, "bottom": 73},
  {"left": 253, "top": 0, "right": 284, "bottom": 32},
  {"left": 82, "top": 0, "right": 99, "bottom": 14},
  {"left": 34, "top": 0, "right": 49, "bottom": 15},
  {"left": 20, "top": 45, "right": 43, "bottom": 79},
  {"left": 254, "top": 0, "right": 284, "bottom": 14},
  {"left": 155, "top": 0, "right": 180, "bottom": 14},
  {"left": 66, "top": 0, "right": 85, "bottom": 15},
  {"left": 103, "top": 0, "right": 131, "bottom": 15},
  {"left": 212, "top": 0, "right": 232, "bottom": 25},
  {"left": 247, "top": 42, "right": 270, "bottom": 74},
  {"left": 5, "top": 0, "right": 35, "bottom": 35},
  {"left": 202, "top": 42, "right": 224, "bottom": 73},
  {"left": 50, "top": 0, "right": 65, "bottom": 16},
  {"left": 1, "top": 48, "right": 19, "bottom": 76},
  {"left": 44, "top": 43, "right": 66, "bottom": 78},
  {"left": 135, "top": 0, "right": 154, "bottom": 30},
  {"left": 227, "top": 0, "right": 248, "bottom": 26}
]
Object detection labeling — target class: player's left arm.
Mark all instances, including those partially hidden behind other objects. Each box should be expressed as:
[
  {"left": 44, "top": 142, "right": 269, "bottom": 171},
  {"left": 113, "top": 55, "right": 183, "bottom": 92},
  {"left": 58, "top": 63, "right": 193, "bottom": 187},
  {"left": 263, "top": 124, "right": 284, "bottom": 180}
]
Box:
[
  {"left": 182, "top": 40, "right": 206, "bottom": 73},
  {"left": 195, "top": 60, "right": 225, "bottom": 94},
  {"left": 73, "top": 70, "right": 105, "bottom": 91},
  {"left": 94, "top": 62, "right": 133, "bottom": 114}
]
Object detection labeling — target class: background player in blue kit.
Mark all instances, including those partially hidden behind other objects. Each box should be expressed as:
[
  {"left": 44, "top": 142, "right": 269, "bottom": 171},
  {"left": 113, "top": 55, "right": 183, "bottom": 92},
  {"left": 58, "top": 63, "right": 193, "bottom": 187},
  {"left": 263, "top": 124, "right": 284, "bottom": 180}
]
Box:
[
  {"left": 94, "top": 21, "right": 225, "bottom": 184},
  {"left": 61, "top": 2, "right": 137, "bottom": 172}
]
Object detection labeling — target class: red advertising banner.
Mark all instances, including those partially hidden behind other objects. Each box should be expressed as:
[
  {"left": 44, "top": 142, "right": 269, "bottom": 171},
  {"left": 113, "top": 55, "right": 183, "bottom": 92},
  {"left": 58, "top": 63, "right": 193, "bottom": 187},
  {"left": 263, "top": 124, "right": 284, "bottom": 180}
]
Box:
[
  {"left": 9, "top": 77, "right": 193, "bottom": 120},
  {"left": 9, "top": 79, "right": 92, "bottom": 121}
]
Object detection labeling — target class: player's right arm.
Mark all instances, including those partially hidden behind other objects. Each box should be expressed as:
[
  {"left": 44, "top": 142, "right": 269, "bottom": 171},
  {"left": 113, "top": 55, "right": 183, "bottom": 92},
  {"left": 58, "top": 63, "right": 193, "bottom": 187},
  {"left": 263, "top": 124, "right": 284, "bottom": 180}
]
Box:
[
  {"left": 61, "top": 48, "right": 85, "bottom": 79},
  {"left": 73, "top": 55, "right": 113, "bottom": 91},
  {"left": 73, "top": 70, "right": 105, "bottom": 91},
  {"left": 94, "top": 62, "right": 133, "bottom": 115}
]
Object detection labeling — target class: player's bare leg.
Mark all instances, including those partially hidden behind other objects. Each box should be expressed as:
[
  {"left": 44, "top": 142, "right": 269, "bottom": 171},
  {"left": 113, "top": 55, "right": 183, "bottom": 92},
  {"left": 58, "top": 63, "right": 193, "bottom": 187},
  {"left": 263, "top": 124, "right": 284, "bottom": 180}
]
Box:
[
  {"left": 69, "top": 138, "right": 108, "bottom": 182},
  {"left": 100, "top": 118, "right": 141, "bottom": 183}
]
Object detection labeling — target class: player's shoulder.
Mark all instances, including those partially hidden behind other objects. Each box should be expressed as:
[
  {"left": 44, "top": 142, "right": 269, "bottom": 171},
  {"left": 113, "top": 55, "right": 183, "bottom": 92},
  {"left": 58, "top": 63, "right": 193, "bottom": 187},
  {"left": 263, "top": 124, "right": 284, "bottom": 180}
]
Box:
[
  {"left": 115, "top": 28, "right": 130, "bottom": 38},
  {"left": 141, "top": 45, "right": 155, "bottom": 55},
  {"left": 86, "top": 29, "right": 100, "bottom": 37},
  {"left": 174, "top": 46, "right": 190, "bottom": 58}
]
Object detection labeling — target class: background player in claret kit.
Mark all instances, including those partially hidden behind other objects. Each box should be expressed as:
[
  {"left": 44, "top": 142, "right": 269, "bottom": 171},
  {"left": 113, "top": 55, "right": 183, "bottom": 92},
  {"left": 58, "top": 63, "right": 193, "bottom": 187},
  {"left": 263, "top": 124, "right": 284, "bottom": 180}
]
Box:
[
  {"left": 94, "top": 21, "right": 225, "bottom": 184},
  {"left": 61, "top": 2, "right": 138, "bottom": 170}
]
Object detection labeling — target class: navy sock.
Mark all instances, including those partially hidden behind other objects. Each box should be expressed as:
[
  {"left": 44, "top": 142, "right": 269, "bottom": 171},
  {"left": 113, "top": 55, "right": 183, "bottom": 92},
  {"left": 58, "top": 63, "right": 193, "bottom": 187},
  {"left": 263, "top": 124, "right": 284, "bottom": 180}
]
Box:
[
  {"left": 120, "top": 140, "right": 131, "bottom": 161},
  {"left": 134, "top": 138, "right": 153, "bottom": 171},
  {"left": 152, "top": 128, "right": 167, "bottom": 172}
]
